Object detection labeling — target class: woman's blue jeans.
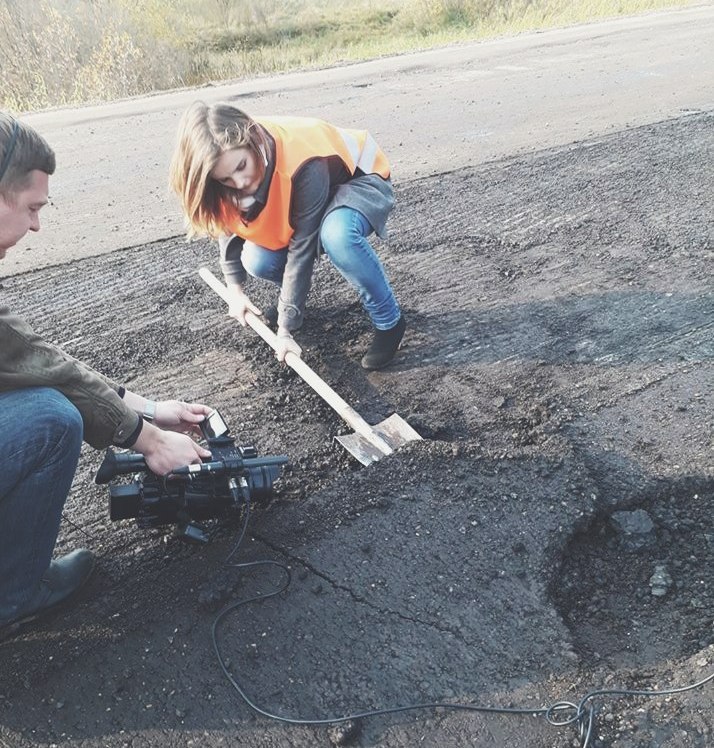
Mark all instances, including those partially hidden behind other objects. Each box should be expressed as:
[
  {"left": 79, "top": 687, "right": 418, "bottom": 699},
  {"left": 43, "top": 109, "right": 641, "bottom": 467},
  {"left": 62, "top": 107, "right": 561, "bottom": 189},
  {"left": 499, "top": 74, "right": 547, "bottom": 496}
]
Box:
[
  {"left": 241, "top": 207, "right": 401, "bottom": 330},
  {"left": 0, "top": 388, "right": 83, "bottom": 625}
]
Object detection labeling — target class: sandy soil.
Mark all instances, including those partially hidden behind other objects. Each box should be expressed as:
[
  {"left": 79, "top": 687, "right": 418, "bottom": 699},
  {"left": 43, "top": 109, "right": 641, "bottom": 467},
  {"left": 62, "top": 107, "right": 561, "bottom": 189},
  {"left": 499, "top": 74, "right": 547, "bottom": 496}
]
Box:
[{"left": 0, "top": 112, "right": 712, "bottom": 748}]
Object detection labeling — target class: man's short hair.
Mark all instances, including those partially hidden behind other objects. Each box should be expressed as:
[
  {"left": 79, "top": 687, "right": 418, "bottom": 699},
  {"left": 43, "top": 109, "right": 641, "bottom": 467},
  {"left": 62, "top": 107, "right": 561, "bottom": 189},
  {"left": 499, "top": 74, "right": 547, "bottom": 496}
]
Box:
[{"left": 0, "top": 112, "right": 55, "bottom": 200}]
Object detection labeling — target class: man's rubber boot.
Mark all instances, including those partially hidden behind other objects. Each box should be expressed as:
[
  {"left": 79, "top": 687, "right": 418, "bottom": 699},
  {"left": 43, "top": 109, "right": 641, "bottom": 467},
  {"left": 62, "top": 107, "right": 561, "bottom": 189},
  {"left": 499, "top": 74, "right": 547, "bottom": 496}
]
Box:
[
  {"left": 0, "top": 549, "right": 96, "bottom": 639},
  {"left": 361, "top": 315, "right": 406, "bottom": 370}
]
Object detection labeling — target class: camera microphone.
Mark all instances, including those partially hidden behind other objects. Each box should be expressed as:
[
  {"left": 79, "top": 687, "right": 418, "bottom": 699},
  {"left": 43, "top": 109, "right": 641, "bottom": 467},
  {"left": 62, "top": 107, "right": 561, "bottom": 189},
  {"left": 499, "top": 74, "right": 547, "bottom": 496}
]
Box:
[
  {"left": 170, "top": 454, "right": 288, "bottom": 477},
  {"left": 171, "top": 461, "right": 225, "bottom": 476}
]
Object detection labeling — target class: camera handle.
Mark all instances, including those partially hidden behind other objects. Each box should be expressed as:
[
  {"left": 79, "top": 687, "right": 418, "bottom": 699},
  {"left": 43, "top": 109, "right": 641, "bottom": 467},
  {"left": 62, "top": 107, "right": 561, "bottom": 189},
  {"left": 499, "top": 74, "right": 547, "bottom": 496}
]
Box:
[{"left": 174, "top": 476, "right": 247, "bottom": 544}]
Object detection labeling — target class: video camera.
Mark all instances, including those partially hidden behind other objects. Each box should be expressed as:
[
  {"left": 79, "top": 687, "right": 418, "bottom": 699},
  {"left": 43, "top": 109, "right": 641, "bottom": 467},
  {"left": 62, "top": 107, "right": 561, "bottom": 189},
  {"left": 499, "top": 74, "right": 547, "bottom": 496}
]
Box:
[{"left": 95, "top": 409, "right": 288, "bottom": 543}]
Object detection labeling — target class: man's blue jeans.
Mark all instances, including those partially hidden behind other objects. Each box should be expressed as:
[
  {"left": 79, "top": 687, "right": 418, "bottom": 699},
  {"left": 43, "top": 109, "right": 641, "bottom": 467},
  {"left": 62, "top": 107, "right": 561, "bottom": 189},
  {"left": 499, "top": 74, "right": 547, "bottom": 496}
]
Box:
[
  {"left": 241, "top": 207, "right": 401, "bottom": 330},
  {"left": 0, "top": 388, "right": 83, "bottom": 625}
]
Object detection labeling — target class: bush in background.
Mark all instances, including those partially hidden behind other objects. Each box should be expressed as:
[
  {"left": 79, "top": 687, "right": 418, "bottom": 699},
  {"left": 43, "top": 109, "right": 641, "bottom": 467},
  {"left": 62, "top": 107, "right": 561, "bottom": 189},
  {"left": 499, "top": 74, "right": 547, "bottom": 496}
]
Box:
[
  {"left": 0, "top": 0, "right": 193, "bottom": 111},
  {"left": 0, "top": 0, "right": 690, "bottom": 113}
]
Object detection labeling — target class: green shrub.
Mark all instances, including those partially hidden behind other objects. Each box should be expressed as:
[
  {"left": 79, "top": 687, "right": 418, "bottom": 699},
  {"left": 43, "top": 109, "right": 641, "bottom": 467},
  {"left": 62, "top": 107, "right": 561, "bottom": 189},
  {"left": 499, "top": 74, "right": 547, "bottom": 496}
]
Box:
[{"left": 0, "top": 0, "right": 693, "bottom": 113}]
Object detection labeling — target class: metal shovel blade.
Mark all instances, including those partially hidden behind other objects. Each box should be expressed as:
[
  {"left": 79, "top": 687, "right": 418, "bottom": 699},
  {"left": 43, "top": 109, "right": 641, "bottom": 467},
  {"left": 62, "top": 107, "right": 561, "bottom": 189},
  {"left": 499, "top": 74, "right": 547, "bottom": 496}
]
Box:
[{"left": 335, "top": 413, "right": 423, "bottom": 466}]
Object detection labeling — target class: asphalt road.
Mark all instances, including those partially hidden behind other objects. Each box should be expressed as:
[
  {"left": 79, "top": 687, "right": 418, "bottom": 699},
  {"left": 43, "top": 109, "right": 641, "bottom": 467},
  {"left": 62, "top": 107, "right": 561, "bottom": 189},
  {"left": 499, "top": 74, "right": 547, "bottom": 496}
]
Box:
[
  {"left": 1, "top": 108, "right": 711, "bottom": 748},
  {"left": 3, "top": 4, "right": 713, "bottom": 278}
]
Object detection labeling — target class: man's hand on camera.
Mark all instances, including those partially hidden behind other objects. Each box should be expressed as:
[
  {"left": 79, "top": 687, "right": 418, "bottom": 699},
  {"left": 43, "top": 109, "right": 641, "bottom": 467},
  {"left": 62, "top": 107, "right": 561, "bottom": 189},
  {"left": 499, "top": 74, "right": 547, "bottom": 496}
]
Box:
[
  {"left": 154, "top": 400, "right": 213, "bottom": 437},
  {"left": 275, "top": 328, "right": 302, "bottom": 362},
  {"left": 227, "top": 286, "right": 261, "bottom": 326},
  {"left": 132, "top": 423, "right": 212, "bottom": 476}
]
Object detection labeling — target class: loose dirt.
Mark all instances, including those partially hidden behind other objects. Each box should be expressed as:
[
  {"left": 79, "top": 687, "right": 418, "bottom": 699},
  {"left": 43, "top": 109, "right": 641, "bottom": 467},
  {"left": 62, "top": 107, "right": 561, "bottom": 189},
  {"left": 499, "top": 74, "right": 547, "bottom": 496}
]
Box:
[{"left": 0, "top": 112, "right": 711, "bottom": 748}]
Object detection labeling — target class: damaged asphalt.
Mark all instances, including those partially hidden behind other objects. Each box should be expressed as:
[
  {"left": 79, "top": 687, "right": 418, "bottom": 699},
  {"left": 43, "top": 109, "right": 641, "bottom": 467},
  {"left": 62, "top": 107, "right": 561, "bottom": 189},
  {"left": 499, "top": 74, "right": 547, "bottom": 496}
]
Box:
[{"left": 0, "top": 109, "right": 712, "bottom": 747}]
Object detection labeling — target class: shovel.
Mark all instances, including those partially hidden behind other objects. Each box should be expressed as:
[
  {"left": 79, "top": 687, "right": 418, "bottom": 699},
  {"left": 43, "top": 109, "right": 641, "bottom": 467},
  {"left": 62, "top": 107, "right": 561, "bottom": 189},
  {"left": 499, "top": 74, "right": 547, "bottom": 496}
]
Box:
[{"left": 199, "top": 268, "right": 421, "bottom": 465}]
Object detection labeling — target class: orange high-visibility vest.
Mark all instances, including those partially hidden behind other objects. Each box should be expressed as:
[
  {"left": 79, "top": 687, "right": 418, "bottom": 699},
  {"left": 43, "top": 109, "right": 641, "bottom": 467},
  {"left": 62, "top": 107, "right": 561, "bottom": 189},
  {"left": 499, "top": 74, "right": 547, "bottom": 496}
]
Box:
[{"left": 222, "top": 116, "right": 391, "bottom": 250}]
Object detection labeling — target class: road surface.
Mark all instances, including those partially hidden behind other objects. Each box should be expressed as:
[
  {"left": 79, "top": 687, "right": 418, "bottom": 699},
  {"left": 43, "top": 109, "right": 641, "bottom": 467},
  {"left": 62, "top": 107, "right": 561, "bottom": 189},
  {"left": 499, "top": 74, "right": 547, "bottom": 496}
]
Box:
[{"left": 3, "top": 4, "right": 712, "bottom": 277}]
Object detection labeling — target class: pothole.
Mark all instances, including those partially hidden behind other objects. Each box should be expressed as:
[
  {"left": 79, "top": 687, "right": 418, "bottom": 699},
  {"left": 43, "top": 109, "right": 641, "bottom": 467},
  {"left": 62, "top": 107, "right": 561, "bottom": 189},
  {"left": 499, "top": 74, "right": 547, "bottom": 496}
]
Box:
[{"left": 552, "top": 480, "right": 714, "bottom": 669}]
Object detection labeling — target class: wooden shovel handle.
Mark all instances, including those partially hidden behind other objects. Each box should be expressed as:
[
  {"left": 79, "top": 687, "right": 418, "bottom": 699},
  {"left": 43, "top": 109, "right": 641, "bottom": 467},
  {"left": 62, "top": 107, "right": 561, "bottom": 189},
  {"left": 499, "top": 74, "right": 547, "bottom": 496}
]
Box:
[{"left": 198, "top": 268, "right": 393, "bottom": 455}]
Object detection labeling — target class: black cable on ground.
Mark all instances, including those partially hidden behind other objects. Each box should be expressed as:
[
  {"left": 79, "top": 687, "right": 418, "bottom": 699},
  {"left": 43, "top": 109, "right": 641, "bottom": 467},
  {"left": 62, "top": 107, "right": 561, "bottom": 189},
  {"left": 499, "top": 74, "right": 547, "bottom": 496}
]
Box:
[
  {"left": 65, "top": 491, "right": 713, "bottom": 746},
  {"left": 212, "top": 494, "right": 714, "bottom": 747}
]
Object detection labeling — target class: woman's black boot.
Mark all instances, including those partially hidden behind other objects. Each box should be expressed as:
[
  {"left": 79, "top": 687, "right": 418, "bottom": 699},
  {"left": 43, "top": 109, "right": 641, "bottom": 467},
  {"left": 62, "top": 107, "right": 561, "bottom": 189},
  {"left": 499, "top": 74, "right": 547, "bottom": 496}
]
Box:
[{"left": 361, "top": 315, "right": 406, "bottom": 370}]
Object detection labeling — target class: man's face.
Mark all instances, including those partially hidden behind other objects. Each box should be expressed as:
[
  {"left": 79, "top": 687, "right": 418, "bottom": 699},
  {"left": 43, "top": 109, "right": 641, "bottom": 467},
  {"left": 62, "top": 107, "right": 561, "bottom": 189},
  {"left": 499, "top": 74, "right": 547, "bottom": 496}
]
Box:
[{"left": 0, "top": 170, "right": 49, "bottom": 260}]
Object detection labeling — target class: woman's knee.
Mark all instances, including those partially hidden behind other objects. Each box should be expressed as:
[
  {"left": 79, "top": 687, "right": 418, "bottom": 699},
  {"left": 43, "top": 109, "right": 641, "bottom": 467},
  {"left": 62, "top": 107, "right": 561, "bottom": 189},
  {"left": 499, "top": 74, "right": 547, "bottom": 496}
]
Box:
[
  {"left": 320, "top": 208, "right": 368, "bottom": 255},
  {"left": 241, "top": 242, "right": 286, "bottom": 283}
]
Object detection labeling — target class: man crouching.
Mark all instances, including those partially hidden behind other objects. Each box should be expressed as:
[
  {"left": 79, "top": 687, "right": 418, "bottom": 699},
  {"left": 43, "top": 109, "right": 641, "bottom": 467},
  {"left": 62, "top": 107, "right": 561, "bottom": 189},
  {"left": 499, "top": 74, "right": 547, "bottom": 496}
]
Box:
[{"left": 0, "top": 112, "right": 214, "bottom": 636}]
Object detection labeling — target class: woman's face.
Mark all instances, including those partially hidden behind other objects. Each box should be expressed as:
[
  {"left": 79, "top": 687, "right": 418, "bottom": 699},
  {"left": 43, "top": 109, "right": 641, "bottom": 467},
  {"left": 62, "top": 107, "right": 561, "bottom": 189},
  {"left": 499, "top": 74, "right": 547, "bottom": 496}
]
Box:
[{"left": 210, "top": 147, "right": 262, "bottom": 196}]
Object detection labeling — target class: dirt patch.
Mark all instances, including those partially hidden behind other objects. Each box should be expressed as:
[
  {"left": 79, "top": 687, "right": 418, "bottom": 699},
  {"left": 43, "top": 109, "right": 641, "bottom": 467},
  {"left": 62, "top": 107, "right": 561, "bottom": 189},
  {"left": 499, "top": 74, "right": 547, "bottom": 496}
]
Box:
[{"left": 0, "top": 112, "right": 712, "bottom": 748}]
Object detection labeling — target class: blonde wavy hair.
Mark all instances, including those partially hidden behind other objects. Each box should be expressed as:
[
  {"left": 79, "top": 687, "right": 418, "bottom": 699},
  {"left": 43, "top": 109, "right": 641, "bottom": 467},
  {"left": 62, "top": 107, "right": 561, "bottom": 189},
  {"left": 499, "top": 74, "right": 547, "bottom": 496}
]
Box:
[{"left": 169, "top": 101, "right": 269, "bottom": 239}]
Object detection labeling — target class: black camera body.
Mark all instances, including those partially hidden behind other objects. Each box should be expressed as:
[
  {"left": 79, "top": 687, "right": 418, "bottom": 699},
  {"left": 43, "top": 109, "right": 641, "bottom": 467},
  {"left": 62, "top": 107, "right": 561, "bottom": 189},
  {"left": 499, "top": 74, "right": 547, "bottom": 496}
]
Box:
[{"left": 95, "top": 410, "right": 288, "bottom": 542}]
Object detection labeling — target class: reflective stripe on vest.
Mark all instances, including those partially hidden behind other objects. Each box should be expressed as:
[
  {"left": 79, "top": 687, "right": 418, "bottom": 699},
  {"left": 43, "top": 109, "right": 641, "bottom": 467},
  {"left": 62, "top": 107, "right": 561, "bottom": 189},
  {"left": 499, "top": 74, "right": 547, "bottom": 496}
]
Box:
[{"left": 222, "top": 116, "right": 390, "bottom": 250}]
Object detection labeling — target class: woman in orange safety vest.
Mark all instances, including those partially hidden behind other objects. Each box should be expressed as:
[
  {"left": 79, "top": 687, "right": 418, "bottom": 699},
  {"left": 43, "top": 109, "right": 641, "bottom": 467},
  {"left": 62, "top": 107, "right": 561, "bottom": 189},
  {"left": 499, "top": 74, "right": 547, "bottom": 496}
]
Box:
[{"left": 169, "top": 101, "right": 405, "bottom": 370}]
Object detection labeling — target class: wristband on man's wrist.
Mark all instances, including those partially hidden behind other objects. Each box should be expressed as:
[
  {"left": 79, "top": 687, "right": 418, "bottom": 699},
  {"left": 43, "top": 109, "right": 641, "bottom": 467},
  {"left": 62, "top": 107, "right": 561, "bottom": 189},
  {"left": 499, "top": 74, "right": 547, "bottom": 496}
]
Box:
[{"left": 142, "top": 400, "right": 157, "bottom": 422}]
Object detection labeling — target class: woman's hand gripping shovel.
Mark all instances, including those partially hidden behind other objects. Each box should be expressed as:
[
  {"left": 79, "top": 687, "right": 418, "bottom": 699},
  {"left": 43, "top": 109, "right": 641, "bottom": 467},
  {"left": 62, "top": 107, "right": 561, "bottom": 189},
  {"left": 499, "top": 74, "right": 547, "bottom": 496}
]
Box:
[{"left": 199, "top": 268, "right": 422, "bottom": 465}]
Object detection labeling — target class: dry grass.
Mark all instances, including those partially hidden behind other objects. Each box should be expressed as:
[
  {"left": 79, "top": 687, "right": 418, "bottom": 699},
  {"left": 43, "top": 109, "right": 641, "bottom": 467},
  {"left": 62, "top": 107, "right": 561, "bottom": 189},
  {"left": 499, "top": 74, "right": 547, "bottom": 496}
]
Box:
[{"left": 0, "top": 0, "right": 696, "bottom": 112}]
